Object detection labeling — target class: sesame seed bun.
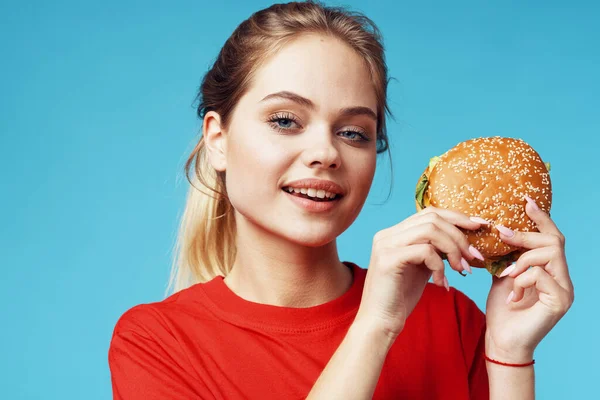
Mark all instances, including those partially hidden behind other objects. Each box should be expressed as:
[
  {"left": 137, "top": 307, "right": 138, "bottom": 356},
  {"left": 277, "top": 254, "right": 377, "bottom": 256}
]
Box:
[{"left": 415, "top": 137, "right": 552, "bottom": 277}]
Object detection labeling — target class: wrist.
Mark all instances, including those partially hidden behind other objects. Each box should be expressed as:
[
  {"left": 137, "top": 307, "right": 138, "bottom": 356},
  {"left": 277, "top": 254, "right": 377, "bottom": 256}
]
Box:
[
  {"left": 485, "top": 342, "right": 534, "bottom": 365},
  {"left": 485, "top": 345, "right": 536, "bottom": 399},
  {"left": 350, "top": 316, "right": 398, "bottom": 353},
  {"left": 485, "top": 330, "right": 536, "bottom": 365}
]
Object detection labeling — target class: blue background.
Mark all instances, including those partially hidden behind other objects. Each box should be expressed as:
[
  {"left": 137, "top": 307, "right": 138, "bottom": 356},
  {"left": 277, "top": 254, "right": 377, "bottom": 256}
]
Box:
[{"left": 1, "top": 0, "right": 597, "bottom": 398}]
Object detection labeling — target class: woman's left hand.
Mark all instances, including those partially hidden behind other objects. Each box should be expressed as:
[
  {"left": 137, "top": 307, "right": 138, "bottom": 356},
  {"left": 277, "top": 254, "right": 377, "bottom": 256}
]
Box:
[{"left": 484, "top": 196, "right": 575, "bottom": 363}]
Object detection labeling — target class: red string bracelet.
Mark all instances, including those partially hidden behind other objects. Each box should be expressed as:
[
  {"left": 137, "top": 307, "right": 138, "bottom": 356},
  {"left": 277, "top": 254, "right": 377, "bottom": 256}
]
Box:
[{"left": 485, "top": 354, "right": 535, "bottom": 367}]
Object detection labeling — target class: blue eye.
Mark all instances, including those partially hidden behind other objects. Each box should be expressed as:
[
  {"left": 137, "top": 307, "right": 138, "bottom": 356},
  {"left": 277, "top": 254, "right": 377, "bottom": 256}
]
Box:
[
  {"left": 276, "top": 118, "right": 294, "bottom": 129},
  {"left": 339, "top": 130, "right": 369, "bottom": 142},
  {"left": 268, "top": 113, "right": 300, "bottom": 131},
  {"left": 267, "top": 113, "right": 370, "bottom": 143}
]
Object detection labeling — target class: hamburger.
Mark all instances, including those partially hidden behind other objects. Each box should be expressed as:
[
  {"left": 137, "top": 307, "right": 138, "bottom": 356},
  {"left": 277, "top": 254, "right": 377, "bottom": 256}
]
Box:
[{"left": 415, "top": 137, "right": 552, "bottom": 277}]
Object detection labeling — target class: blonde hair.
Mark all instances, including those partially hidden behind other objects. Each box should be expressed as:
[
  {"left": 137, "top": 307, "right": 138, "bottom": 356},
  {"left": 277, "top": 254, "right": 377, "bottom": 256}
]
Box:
[{"left": 165, "top": 0, "right": 395, "bottom": 296}]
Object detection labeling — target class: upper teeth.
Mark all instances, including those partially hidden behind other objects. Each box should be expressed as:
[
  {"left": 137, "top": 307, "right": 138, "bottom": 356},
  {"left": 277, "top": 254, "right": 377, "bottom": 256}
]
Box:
[{"left": 284, "top": 187, "right": 338, "bottom": 199}]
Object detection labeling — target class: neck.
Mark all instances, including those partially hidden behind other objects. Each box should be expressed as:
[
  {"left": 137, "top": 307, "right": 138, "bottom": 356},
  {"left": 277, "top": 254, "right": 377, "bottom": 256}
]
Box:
[{"left": 223, "top": 216, "right": 353, "bottom": 308}]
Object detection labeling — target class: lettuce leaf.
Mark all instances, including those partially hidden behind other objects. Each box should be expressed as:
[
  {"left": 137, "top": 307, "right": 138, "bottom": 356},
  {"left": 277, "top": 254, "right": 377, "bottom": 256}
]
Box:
[
  {"left": 485, "top": 254, "right": 517, "bottom": 276},
  {"left": 415, "top": 156, "right": 441, "bottom": 210},
  {"left": 415, "top": 173, "right": 429, "bottom": 210}
]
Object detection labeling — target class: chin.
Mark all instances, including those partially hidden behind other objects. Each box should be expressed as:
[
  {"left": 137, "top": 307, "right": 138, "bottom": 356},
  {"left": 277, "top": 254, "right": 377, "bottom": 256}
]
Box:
[{"left": 281, "top": 224, "right": 342, "bottom": 247}]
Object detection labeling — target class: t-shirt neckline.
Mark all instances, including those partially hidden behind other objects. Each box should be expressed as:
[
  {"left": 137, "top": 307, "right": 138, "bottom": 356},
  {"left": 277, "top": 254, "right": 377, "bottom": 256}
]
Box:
[{"left": 198, "top": 261, "right": 365, "bottom": 332}]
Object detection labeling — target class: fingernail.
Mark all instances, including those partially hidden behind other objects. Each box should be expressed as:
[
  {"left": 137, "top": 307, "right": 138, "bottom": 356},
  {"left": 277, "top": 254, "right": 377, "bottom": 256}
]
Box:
[
  {"left": 460, "top": 258, "right": 473, "bottom": 274},
  {"left": 505, "top": 290, "right": 515, "bottom": 305},
  {"left": 524, "top": 195, "right": 540, "bottom": 211},
  {"left": 495, "top": 224, "right": 514, "bottom": 238},
  {"left": 469, "top": 216, "right": 490, "bottom": 225},
  {"left": 469, "top": 245, "right": 485, "bottom": 261},
  {"left": 499, "top": 263, "right": 516, "bottom": 278},
  {"left": 443, "top": 276, "right": 450, "bottom": 291}
]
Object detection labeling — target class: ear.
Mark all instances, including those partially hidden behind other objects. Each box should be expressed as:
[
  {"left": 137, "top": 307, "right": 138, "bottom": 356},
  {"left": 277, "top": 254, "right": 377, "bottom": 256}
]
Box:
[{"left": 203, "top": 111, "right": 227, "bottom": 172}]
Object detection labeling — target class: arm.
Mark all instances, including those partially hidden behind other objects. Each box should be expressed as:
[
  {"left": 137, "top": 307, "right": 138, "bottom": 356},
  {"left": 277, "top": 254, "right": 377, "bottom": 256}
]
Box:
[
  {"left": 484, "top": 197, "right": 574, "bottom": 400},
  {"left": 306, "top": 320, "right": 395, "bottom": 400},
  {"left": 306, "top": 208, "right": 485, "bottom": 399},
  {"left": 459, "top": 306, "right": 535, "bottom": 400},
  {"left": 487, "top": 358, "right": 534, "bottom": 400}
]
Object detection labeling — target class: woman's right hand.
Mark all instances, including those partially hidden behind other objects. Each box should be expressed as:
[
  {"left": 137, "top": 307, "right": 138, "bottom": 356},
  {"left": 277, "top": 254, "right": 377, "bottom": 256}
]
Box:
[{"left": 354, "top": 207, "right": 488, "bottom": 342}]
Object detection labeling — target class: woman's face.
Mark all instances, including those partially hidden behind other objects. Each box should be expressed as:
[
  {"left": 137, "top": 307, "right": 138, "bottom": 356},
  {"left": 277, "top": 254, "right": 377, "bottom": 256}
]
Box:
[{"left": 209, "top": 34, "right": 379, "bottom": 247}]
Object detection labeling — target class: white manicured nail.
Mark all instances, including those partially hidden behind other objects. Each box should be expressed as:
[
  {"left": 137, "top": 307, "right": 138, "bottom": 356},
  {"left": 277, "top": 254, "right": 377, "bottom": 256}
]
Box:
[
  {"left": 499, "top": 264, "right": 516, "bottom": 278},
  {"left": 505, "top": 290, "right": 515, "bottom": 304},
  {"left": 470, "top": 216, "right": 490, "bottom": 225},
  {"left": 496, "top": 225, "right": 514, "bottom": 238}
]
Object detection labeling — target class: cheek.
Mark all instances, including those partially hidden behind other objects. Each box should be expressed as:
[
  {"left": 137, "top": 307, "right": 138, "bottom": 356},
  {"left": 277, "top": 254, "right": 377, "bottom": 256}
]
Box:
[
  {"left": 229, "top": 120, "right": 290, "bottom": 166},
  {"left": 353, "top": 153, "right": 377, "bottom": 193},
  {"left": 225, "top": 130, "right": 290, "bottom": 204}
]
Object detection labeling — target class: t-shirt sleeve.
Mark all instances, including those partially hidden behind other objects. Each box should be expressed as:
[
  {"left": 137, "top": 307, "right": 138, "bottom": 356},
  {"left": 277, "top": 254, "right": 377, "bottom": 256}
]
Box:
[
  {"left": 108, "top": 305, "right": 206, "bottom": 399},
  {"left": 453, "top": 289, "right": 490, "bottom": 400}
]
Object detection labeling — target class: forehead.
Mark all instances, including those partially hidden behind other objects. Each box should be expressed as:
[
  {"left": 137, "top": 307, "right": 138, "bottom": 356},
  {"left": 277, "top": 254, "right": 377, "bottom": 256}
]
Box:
[{"left": 245, "top": 34, "right": 378, "bottom": 112}]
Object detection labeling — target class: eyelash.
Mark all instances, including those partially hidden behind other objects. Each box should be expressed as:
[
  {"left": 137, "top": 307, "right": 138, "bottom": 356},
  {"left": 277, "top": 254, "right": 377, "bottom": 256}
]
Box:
[{"left": 267, "top": 112, "right": 370, "bottom": 142}]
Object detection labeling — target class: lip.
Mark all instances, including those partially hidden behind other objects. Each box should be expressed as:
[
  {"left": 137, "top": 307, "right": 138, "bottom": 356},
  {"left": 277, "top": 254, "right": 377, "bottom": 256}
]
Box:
[
  {"left": 283, "top": 189, "right": 342, "bottom": 213},
  {"left": 281, "top": 178, "right": 345, "bottom": 196}
]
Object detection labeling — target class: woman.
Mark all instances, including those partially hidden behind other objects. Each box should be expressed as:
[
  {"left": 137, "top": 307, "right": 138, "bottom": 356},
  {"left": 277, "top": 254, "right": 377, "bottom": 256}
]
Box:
[{"left": 108, "top": 1, "right": 574, "bottom": 399}]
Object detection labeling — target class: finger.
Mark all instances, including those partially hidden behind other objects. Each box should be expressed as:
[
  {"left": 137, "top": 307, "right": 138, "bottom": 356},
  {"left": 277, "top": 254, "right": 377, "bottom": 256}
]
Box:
[
  {"left": 417, "top": 206, "right": 485, "bottom": 231},
  {"left": 378, "top": 206, "right": 486, "bottom": 246},
  {"left": 380, "top": 222, "right": 471, "bottom": 274},
  {"left": 395, "top": 244, "right": 447, "bottom": 289},
  {"left": 510, "top": 266, "right": 564, "bottom": 306},
  {"left": 414, "top": 212, "right": 486, "bottom": 267},
  {"left": 377, "top": 207, "right": 488, "bottom": 270},
  {"left": 496, "top": 226, "right": 563, "bottom": 251},
  {"left": 499, "top": 246, "right": 572, "bottom": 290},
  {"left": 523, "top": 195, "right": 564, "bottom": 239},
  {"left": 381, "top": 211, "right": 484, "bottom": 271}
]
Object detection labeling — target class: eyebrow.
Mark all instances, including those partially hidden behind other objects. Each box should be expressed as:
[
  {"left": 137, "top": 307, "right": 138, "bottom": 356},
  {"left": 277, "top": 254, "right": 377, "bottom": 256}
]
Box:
[{"left": 259, "top": 91, "right": 378, "bottom": 121}]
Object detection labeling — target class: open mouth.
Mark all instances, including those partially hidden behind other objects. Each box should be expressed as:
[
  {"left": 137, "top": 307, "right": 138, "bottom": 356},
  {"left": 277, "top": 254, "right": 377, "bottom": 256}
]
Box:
[{"left": 281, "top": 188, "right": 342, "bottom": 202}]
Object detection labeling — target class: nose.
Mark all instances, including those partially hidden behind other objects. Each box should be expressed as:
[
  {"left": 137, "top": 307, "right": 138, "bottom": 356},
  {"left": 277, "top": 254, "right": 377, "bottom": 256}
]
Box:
[{"left": 301, "top": 128, "right": 341, "bottom": 170}]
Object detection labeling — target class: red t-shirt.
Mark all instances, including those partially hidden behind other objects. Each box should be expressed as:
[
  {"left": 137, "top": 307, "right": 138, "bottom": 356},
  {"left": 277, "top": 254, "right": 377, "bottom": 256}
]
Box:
[{"left": 109, "top": 262, "right": 489, "bottom": 399}]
